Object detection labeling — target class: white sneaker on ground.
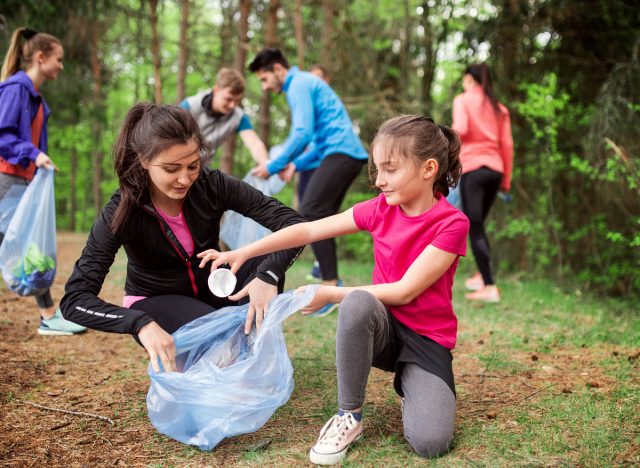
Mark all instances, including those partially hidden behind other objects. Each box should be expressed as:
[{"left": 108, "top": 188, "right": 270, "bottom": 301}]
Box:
[
  {"left": 38, "top": 309, "right": 87, "bottom": 336},
  {"left": 309, "top": 412, "right": 364, "bottom": 465}
]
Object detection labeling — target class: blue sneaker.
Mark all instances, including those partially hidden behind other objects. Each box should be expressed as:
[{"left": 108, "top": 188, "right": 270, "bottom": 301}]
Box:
[
  {"left": 305, "top": 261, "right": 322, "bottom": 282},
  {"left": 38, "top": 309, "right": 87, "bottom": 336},
  {"left": 309, "top": 280, "right": 343, "bottom": 317}
]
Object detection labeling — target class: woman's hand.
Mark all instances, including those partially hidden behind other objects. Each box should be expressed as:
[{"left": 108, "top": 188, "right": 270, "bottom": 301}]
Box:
[
  {"left": 228, "top": 278, "right": 278, "bottom": 334},
  {"left": 35, "top": 152, "right": 58, "bottom": 171},
  {"left": 138, "top": 321, "right": 176, "bottom": 373},
  {"left": 278, "top": 163, "right": 296, "bottom": 182},
  {"left": 197, "top": 247, "right": 249, "bottom": 274},
  {"left": 298, "top": 285, "right": 342, "bottom": 314}
]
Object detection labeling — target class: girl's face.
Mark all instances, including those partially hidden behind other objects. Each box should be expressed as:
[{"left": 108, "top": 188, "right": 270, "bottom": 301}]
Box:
[
  {"left": 462, "top": 73, "right": 476, "bottom": 91},
  {"left": 143, "top": 141, "right": 201, "bottom": 203},
  {"left": 37, "top": 43, "right": 64, "bottom": 82},
  {"left": 373, "top": 143, "right": 437, "bottom": 213}
]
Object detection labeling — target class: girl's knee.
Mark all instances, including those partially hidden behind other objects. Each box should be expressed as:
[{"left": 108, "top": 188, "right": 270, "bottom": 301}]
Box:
[
  {"left": 338, "top": 290, "right": 378, "bottom": 327},
  {"left": 406, "top": 430, "right": 453, "bottom": 458}
]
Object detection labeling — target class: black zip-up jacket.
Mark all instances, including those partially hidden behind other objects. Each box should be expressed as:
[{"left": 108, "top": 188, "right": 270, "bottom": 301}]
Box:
[{"left": 60, "top": 168, "right": 305, "bottom": 335}]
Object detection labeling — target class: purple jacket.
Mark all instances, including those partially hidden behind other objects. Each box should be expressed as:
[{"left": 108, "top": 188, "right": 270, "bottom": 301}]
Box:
[{"left": 0, "top": 70, "right": 50, "bottom": 167}]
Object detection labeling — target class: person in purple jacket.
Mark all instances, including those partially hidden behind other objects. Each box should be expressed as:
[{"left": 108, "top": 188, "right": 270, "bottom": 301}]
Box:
[{"left": 0, "top": 27, "right": 85, "bottom": 335}]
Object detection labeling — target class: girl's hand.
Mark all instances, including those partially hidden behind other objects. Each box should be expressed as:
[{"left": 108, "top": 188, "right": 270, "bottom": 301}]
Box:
[
  {"left": 278, "top": 163, "right": 296, "bottom": 182},
  {"left": 197, "top": 248, "right": 248, "bottom": 274},
  {"left": 138, "top": 321, "right": 176, "bottom": 373},
  {"left": 229, "top": 277, "right": 278, "bottom": 334},
  {"left": 35, "top": 152, "right": 58, "bottom": 172},
  {"left": 298, "top": 285, "right": 342, "bottom": 314}
]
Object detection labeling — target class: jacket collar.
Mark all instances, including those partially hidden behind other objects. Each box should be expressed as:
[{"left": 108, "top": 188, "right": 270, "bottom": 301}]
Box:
[
  {"left": 0, "top": 70, "right": 40, "bottom": 98},
  {"left": 282, "top": 66, "right": 299, "bottom": 93}
]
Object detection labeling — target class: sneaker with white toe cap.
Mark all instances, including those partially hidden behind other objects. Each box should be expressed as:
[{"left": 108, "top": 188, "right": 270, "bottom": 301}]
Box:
[{"left": 309, "top": 411, "right": 363, "bottom": 465}]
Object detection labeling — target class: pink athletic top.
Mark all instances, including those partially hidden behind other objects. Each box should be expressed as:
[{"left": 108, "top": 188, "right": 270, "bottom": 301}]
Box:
[
  {"left": 353, "top": 193, "right": 469, "bottom": 349},
  {"left": 452, "top": 86, "right": 514, "bottom": 191},
  {"left": 123, "top": 206, "right": 195, "bottom": 308}
]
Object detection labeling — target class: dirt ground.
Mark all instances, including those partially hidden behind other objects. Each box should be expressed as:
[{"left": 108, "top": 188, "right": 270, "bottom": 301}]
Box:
[{"left": 0, "top": 232, "right": 636, "bottom": 467}]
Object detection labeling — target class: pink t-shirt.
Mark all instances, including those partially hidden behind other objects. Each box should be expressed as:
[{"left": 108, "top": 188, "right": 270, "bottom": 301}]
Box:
[
  {"left": 353, "top": 193, "right": 469, "bottom": 349},
  {"left": 122, "top": 206, "right": 195, "bottom": 308},
  {"left": 452, "top": 86, "right": 514, "bottom": 190}
]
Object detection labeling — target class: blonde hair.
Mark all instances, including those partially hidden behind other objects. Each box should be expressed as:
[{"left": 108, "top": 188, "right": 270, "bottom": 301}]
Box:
[
  {"left": 1, "top": 27, "right": 62, "bottom": 82},
  {"left": 215, "top": 68, "right": 245, "bottom": 96}
]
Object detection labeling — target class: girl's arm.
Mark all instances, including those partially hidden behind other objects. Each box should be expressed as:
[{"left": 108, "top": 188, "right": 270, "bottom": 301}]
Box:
[
  {"left": 238, "top": 128, "right": 269, "bottom": 165},
  {"left": 198, "top": 208, "right": 360, "bottom": 273},
  {"left": 303, "top": 244, "right": 458, "bottom": 313}
]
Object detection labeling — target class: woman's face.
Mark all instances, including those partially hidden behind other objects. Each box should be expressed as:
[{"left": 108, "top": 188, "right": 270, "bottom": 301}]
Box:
[
  {"left": 143, "top": 141, "right": 201, "bottom": 203},
  {"left": 462, "top": 73, "right": 477, "bottom": 91},
  {"left": 38, "top": 43, "right": 64, "bottom": 82}
]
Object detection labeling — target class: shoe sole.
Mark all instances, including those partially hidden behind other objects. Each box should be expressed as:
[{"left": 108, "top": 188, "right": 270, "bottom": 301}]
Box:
[
  {"left": 38, "top": 329, "right": 85, "bottom": 336},
  {"left": 309, "top": 432, "right": 363, "bottom": 465}
]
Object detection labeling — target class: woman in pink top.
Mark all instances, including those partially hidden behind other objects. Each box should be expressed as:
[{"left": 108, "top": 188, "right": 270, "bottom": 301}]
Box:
[
  {"left": 199, "top": 115, "right": 470, "bottom": 464},
  {"left": 452, "top": 63, "right": 514, "bottom": 303}
]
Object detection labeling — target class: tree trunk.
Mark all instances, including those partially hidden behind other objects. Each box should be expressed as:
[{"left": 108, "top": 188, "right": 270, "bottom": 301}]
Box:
[
  {"left": 294, "top": 0, "right": 305, "bottom": 68},
  {"left": 220, "top": 0, "right": 252, "bottom": 175},
  {"left": 176, "top": 0, "right": 189, "bottom": 102},
  {"left": 320, "top": 0, "right": 334, "bottom": 72},
  {"left": 149, "top": 0, "right": 162, "bottom": 104},
  {"left": 69, "top": 146, "right": 77, "bottom": 231},
  {"left": 259, "top": 0, "right": 281, "bottom": 145},
  {"left": 89, "top": 21, "right": 104, "bottom": 217}
]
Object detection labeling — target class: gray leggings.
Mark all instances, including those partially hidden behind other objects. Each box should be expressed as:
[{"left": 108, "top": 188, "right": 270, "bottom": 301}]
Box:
[{"left": 336, "top": 290, "right": 456, "bottom": 458}]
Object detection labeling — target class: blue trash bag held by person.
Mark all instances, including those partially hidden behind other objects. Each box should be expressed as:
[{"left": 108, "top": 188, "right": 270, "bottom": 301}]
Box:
[
  {"left": 0, "top": 184, "right": 27, "bottom": 234},
  {"left": 0, "top": 169, "right": 56, "bottom": 296},
  {"left": 146, "top": 286, "right": 316, "bottom": 450},
  {"left": 220, "top": 171, "right": 286, "bottom": 250}
]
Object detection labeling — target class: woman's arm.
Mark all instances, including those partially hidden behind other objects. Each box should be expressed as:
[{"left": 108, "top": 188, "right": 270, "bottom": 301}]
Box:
[
  {"left": 199, "top": 208, "right": 359, "bottom": 273},
  {"left": 0, "top": 85, "right": 40, "bottom": 165}
]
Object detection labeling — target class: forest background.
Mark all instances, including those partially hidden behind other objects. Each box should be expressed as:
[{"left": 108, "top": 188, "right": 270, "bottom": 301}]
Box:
[{"left": 1, "top": 0, "right": 638, "bottom": 297}]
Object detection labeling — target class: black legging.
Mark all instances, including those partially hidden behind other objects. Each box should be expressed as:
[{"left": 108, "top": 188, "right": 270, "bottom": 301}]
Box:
[
  {"left": 460, "top": 166, "right": 502, "bottom": 286},
  {"left": 131, "top": 254, "right": 286, "bottom": 344},
  {"left": 299, "top": 153, "right": 365, "bottom": 281}
]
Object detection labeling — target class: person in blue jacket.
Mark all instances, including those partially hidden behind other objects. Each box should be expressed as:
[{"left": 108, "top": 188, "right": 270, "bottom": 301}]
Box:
[
  {"left": 249, "top": 49, "right": 368, "bottom": 314},
  {"left": 0, "top": 27, "right": 86, "bottom": 336}
]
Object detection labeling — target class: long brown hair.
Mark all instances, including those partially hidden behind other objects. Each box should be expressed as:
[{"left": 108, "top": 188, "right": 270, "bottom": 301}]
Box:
[
  {"left": 369, "top": 115, "right": 462, "bottom": 196},
  {"left": 465, "top": 63, "right": 502, "bottom": 115},
  {"left": 1, "top": 27, "right": 61, "bottom": 81},
  {"left": 111, "top": 103, "right": 210, "bottom": 233}
]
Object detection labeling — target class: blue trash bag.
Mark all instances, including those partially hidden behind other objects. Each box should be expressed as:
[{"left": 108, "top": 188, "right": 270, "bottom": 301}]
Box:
[
  {"left": 146, "top": 286, "right": 316, "bottom": 450},
  {"left": 0, "top": 184, "right": 27, "bottom": 234},
  {"left": 219, "top": 171, "right": 286, "bottom": 250},
  {"left": 0, "top": 169, "right": 57, "bottom": 296}
]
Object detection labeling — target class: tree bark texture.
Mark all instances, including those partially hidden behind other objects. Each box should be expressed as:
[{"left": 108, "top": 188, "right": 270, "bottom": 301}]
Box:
[{"left": 149, "top": 0, "right": 162, "bottom": 104}]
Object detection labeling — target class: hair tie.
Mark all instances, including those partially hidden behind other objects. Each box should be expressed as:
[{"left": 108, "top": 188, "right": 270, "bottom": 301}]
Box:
[{"left": 21, "top": 28, "right": 38, "bottom": 40}]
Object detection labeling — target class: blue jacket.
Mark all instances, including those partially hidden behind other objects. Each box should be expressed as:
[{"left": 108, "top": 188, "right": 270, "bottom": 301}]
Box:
[
  {"left": 0, "top": 71, "right": 50, "bottom": 167},
  {"left": 267, "top": 67, "right": 368, "bottom": 175}
]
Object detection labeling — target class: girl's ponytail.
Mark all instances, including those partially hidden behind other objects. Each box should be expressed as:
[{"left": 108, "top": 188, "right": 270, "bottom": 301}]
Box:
[
  {"left": 1, "top": 27, "right": 61, "bottom": 82},
  {"left": 433, "top": 125, "right": 462, "bottom": 196}
]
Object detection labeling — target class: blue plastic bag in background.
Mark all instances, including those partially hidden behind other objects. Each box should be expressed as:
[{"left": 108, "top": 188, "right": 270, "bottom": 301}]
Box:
[
  {"left": 146, "top": 287, "right": 316, "bottom": 450},
  {"left": 219, "top": 171, "right": 286, "bottom": 250},
  {"left": 0, "top": 184, "right": 27, "bottom": 235},
  {"left": 0, "top": 169, "right": 57, "bottom": 296}
]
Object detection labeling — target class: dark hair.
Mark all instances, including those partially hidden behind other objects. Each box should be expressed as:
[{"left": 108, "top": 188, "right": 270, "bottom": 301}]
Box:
[
  {"left": 465, "top": 63, "right": 502, "bottom": 115},
  {"left": 369, "top": 115, "right": 462, "bottom": 196},
  {"left": 1, "top": 27, "right": 62, "bottom": 81},
  {"left": 248, "top": 47, "right": 290, "bottom": 73},
  {"left": 111, "top": 103, "right": 210, "bottom": 233},
  {"left": 309, "top": 64, "right": 330, "bottom": 81}
]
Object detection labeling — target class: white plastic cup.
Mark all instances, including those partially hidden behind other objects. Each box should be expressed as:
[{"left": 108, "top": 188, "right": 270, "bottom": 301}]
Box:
[{"left": 208, "top": 268, "right": 237, "bottom": 298}]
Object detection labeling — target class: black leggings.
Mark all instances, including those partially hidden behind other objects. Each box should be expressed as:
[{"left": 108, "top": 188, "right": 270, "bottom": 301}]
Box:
[
  {"left": 460, "top": 167, "right": 502, "bottom": 285},
  {"left": 131, "top": 254, "right": 286, "bottom": 345},
  {"left": 299, "top": 154, "right": 365, "bottom": 281}
]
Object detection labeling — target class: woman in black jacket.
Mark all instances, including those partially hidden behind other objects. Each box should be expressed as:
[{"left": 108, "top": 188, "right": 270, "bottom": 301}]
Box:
[{"left": 60, "top": 103, "right": 305, "bottom": 372}]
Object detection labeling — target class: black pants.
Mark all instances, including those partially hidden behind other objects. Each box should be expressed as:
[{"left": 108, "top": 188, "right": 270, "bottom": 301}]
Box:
[
  {"left": 131, "top": 254, "right": 286, "bottom": 342},
  {"left": 299, "top": 154, "right": 365, "bottom": 280},
  {"left": 460, "top": 167, "right": 502, "bottom": 285}
]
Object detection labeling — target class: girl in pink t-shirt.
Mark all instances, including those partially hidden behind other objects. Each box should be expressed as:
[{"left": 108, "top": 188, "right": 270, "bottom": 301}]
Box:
[{"left": 199, "top": 115, "right": 469, "bottom": 465}]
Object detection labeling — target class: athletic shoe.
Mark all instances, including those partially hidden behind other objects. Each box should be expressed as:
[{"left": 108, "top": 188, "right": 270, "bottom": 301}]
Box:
[
  {"left": 308, "top": 279, "right": 343, "bottom": 317},
  {"left": 465, "top": 286, "right": 500, "bottom": 303},
  {"left": 305, "top": 261, "right": 322, "bottom": 282},
  {"left": 464, "top": 272, "right": 484, "bottom": 291},
  {"left": 38, "top": 309, "right": 87, "bottom": 336},
  {"left": 309, "top": 412, "right": 364, "bottom": 465}
]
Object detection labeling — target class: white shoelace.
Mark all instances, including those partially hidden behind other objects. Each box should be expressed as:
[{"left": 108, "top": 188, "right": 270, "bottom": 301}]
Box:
[{"left": 317, "top": 413, "right": 359, "bottom": 446}]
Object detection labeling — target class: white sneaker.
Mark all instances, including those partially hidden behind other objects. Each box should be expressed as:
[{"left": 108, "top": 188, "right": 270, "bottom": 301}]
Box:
[{"left": 309, "top": 412, "right": 363, "bottom": 465}]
